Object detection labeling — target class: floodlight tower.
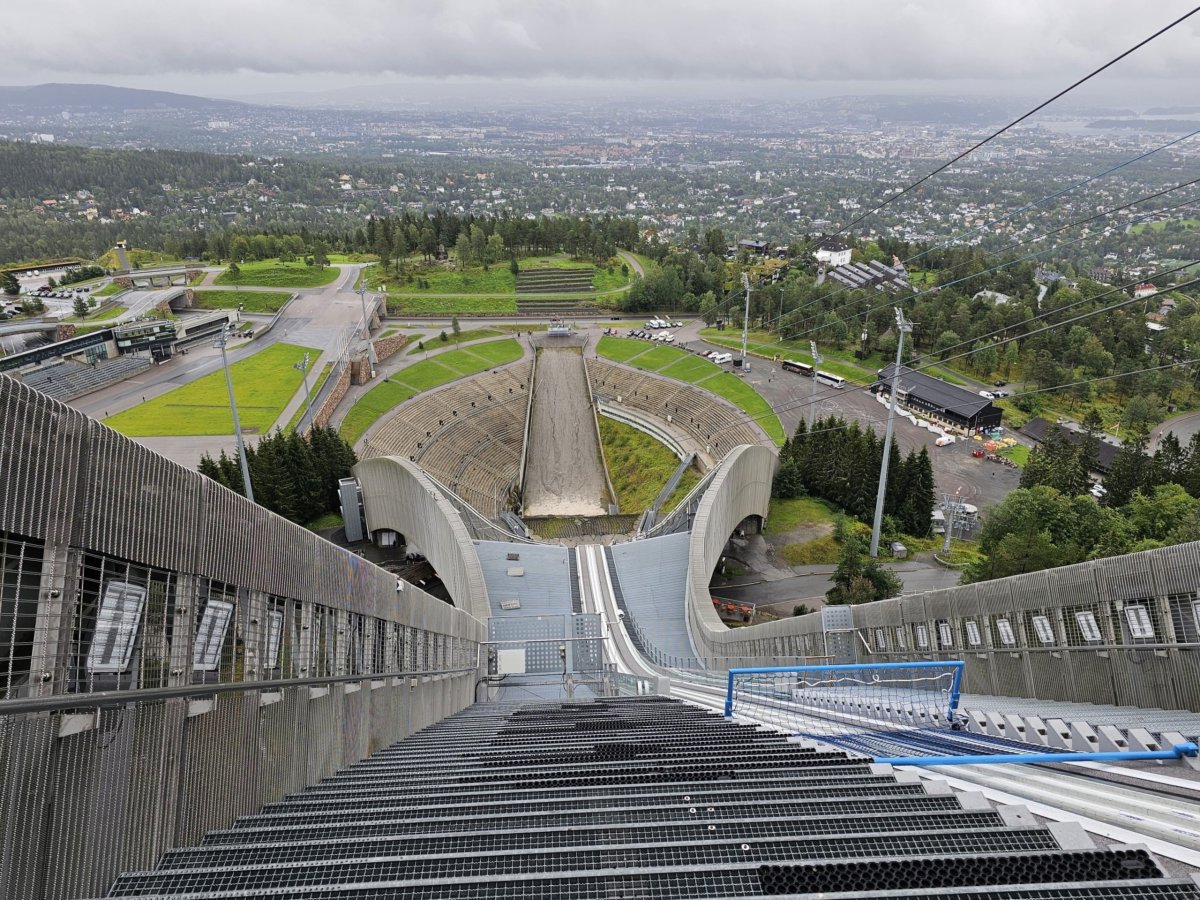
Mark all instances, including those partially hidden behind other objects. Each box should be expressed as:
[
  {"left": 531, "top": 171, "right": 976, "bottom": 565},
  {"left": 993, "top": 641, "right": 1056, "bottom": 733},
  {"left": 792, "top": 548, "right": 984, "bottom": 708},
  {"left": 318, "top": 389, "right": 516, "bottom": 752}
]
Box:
[
  {"left": 213, "top": 326, "right": 255, "bottom": 504},
  {"left": 294, "top": 352, "right": 316, "bottom": 434},
  {"left": 869, "top": 307, "right": 913, "bottom": 557},
  {"left": 740, "top": 273, "right": 751, "bottom": 371},
  {"left": 357, "top": 281, "right": 378, "bottom": 375}
]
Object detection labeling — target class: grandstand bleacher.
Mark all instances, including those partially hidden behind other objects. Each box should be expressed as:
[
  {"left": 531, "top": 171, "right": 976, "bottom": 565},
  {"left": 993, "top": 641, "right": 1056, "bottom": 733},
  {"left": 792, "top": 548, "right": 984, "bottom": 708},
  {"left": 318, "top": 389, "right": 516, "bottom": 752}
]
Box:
[
  {"left": 515, "top": 267, "right": 594, "bottom": 294},
  {"left": 363, "top": 362, "right": 532, "bottom": 518},
  {"left": 587, "top": 357, "right": 765, "bottom": 457},
  {"left": 15, "top": 355, "right": 153, "bottom": 402}
]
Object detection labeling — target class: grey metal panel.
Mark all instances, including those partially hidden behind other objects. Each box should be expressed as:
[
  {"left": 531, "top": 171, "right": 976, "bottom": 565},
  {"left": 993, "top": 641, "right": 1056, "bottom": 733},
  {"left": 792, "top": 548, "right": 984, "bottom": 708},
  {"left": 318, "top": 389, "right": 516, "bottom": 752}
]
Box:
[
  {"left": 1095, "top": 551, "right": 1158, "bottom": 603},
  {"left": 354, "top": 456, "right": 490, "bottom": 621}
]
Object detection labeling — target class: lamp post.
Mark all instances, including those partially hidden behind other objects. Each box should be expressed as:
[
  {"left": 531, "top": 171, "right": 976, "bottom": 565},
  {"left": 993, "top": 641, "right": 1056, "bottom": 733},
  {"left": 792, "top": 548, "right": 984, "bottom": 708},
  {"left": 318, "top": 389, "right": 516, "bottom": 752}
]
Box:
[
  {"left": 740, "top": 273, "right": 751, "bottom": 372},
  {"left": 293, "top": 352, "right": 315, "bottom": 435},
  {"left": 357, "top": 281, "right": 378, "bottom": 375},
  {"left": 213, "top": 326, "right": 254, "bottom": 504}
]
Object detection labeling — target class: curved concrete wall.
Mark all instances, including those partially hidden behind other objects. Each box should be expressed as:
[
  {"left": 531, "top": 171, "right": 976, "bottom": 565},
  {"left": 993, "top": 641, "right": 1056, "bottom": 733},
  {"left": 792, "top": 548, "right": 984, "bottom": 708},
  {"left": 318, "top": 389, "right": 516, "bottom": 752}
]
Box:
[
  {"left": 354, "top": 455, "right": 491, "bottom": 621},
  {"left": 685, "top": 443, "right": 779, "bottom": 661}
]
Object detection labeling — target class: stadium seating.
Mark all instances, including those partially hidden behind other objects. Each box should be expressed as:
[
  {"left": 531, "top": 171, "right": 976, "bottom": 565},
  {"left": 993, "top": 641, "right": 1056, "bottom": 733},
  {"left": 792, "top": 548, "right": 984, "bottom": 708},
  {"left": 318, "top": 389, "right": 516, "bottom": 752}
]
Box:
[
  {"left": 365, "top": 362, "right": 532, "bottom": 516},
  {"left": 17, "top": 356, "right": 153, "bottom": 402},
  {"left": 587, "top": 358, "right": 764, "bottom": 456}
]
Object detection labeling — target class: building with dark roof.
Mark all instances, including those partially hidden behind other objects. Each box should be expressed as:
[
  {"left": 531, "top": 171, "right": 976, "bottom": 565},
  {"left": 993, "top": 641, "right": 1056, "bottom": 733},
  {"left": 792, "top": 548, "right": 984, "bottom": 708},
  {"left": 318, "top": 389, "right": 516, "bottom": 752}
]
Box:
[
  {"left": 875, "top": 364, "right": 1002, "bottom": 435},
  {"left": 1019, "top": 417, "right": 1120, "bottom": 474}
]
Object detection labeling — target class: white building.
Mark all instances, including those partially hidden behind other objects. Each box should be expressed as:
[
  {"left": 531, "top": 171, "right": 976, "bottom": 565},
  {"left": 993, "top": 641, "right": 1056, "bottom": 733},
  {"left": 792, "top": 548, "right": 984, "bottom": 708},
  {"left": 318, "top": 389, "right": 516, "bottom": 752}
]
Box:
[{"left": 813, "top": 238, "right": 852, "bottom": 268}]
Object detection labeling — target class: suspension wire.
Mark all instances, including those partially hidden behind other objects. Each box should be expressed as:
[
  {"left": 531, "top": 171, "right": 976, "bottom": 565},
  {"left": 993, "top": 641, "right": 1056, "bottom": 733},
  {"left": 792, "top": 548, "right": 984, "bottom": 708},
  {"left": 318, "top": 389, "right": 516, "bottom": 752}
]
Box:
[
  {"left": 828, "top": 5, "right": 1200, "bottom": 240},
  {"left": 709, "top": 175, "right": 1200, "bottom": 342},
  {"left": 733, "top": 354, "right": 1200, "bottom": 448},
  {"left": 703, "top": 268, "right": 1200, "bottom": 442}
]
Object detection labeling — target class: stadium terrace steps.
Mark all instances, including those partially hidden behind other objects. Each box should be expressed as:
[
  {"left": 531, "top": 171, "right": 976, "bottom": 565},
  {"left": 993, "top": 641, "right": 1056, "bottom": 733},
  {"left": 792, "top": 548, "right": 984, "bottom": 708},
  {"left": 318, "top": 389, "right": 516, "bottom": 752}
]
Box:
[
  {"left": 96, "top": 697, "right": 1200, "bottom": 900},
  {"left": 17, "top": 355, "right": 152, "bottom": 401}
]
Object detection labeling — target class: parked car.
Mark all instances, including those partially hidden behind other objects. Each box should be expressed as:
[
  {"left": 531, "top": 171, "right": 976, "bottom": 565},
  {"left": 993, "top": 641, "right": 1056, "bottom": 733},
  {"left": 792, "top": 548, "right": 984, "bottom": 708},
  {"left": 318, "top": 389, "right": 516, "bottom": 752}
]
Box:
[{"left": 1090, "top": 483, "right": 1108, "bottom": 499}]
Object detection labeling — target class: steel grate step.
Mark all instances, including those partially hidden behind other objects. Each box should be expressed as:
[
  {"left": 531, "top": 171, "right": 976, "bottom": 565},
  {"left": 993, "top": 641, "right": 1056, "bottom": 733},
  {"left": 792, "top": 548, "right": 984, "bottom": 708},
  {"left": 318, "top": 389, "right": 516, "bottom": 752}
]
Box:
[{"left": 165, "top": 813, "right": 1013, "bottom": 869}]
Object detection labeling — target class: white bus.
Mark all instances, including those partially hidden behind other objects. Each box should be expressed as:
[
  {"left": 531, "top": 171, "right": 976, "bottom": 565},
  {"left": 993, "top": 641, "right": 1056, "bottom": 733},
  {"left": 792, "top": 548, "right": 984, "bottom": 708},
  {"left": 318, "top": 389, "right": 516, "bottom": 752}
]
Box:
[{"left": 815, "top": 370, "right": 845, "bottom": 389}]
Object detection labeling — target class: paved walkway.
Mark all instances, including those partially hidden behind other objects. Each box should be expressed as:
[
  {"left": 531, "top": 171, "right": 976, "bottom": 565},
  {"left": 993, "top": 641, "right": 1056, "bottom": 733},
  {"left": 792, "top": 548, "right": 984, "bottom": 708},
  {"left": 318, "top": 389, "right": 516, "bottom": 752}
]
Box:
[{"left": 68, "top": 265, "right": 370, "bottom": 469}]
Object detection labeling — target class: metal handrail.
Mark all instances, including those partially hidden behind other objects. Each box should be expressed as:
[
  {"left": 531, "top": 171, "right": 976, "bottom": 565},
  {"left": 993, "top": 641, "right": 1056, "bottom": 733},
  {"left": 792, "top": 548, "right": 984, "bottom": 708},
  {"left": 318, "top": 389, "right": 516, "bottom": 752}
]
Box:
[{"left": 0, "top": 666, "right": 478, "bottom": 716}]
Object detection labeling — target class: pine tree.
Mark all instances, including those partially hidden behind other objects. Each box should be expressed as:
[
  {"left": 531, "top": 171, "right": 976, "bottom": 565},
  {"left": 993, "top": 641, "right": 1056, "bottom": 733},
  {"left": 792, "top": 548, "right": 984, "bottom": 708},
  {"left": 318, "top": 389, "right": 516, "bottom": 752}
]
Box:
[
  {"left": 216, "top": 449, "right": 243, "bottom": 495},
  {"left": 197, "top": 453, "right": 226, "bottom": 487},
  {"left": 1103, "top": 433, "right": 1150, "bottom": 507}
]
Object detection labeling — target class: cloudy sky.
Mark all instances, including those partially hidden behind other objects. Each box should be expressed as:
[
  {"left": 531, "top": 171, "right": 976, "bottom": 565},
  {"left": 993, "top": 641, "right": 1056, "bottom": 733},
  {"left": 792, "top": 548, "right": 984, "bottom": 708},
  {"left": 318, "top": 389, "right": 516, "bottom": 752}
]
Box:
[{"left": 5, "top": 0, "right": 1200, "bottom": 104}]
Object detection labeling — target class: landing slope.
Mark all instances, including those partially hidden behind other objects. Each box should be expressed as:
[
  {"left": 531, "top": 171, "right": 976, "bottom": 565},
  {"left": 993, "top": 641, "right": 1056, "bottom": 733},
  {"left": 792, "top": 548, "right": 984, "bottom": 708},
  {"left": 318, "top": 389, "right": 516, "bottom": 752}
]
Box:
[{"left": 523, "top": 347, "right": 609, "bottom": 517}]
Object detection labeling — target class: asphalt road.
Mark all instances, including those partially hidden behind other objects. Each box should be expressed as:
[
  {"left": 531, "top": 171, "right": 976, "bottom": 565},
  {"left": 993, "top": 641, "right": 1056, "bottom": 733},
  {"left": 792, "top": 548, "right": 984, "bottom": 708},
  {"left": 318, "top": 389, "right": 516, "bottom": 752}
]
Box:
[{"left": 67, "top": 264, "right": 371, "bottom": 469}]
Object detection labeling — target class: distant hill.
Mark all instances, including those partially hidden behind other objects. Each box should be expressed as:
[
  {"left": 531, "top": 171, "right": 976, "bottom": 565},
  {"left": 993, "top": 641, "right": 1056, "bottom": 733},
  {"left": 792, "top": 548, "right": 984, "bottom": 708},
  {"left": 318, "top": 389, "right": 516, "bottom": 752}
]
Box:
[{"left": 0, "top": 83, "right": 244, "bottom": 111}]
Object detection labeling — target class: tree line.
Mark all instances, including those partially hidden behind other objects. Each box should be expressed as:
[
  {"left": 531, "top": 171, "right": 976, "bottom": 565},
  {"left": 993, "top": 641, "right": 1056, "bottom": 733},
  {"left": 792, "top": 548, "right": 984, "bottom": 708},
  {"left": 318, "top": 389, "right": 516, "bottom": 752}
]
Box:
[
  {"left": 968, "top": 411, "right": 1200, "bottom": 582},
  {"left": 197, "top": 426, "right": 357, "bottom": 527},
  {"left": 772, "top": 416, "right": 936, "bottom": 538}
]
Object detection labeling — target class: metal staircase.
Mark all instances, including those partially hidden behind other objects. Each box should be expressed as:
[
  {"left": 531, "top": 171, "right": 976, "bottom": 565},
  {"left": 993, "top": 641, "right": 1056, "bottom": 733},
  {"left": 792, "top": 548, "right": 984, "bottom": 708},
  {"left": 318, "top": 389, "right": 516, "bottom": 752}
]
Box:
[{"left": 96, "top": 697, "right": 1200, "bottom": 899}]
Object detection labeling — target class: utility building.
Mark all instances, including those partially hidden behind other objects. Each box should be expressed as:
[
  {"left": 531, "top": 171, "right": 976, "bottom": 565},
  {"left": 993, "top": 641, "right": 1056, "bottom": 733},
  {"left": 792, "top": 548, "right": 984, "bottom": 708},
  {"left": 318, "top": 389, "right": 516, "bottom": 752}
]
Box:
[{"left": 875, "top": 363, "right": 1003, "bottom": 435}]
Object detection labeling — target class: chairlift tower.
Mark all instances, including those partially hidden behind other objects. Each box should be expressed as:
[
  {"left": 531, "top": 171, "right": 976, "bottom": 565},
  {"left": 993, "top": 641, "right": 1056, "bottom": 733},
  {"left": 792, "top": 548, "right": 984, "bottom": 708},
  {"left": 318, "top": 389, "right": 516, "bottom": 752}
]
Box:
[{"left": 870, "top": 307, "right": 913, "bottom": 557}]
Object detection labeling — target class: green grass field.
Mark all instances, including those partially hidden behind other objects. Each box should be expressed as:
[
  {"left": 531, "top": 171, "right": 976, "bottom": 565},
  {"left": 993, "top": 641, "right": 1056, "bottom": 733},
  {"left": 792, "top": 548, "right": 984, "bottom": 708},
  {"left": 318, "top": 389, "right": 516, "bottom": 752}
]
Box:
[
  {"left": 386, "top": 296, "right": 519, "bottom": 315},
  {"left": 595, "top": 336, "right": 648, "bottom": 363},
  {"left": 370, "top": 254, "right": 627, "bottom": 297},
  {"left": 460, "top": 340, "right": 525, "bottom": 368},
  {"left": 193, "top": 290, "right": 293, "bottom": 313},
  {"left": 598, "top": 417, "right": 700, "bottom": 512},
  {"left": 999, "top": 444, "right": 1030, "bottom": 467},
  {"left": 701, "top": 373, "right": 785, "bottom": 443},
  {"left": 764, "top": 497, "right": 836, "bottom": 534},
  {"left": 104, "top": 343, "right": 317, "bottom": 437},
  {"left": 67, "top": 304, "right": 124, "bottom": 324},
  {"left": 409, "top": 328, "right": 502, "bottom": 352},
  {"left": 215, "top": 259, "right": 340, "bottom": 288},
  {"left": 597, "top": 336, "right": 785, "bottom": 444},
  {"left": 781, "top": 535, "right": 841, "bottom": 565},
  {"left": 93, "top": 282, "right": 123, "bottom": 298},
  {"left": 339, "top": 338, "right": 523, "bottom": 445},
  {"left": 1130, "top": 217, "right": 1200, "bottom": 235}
]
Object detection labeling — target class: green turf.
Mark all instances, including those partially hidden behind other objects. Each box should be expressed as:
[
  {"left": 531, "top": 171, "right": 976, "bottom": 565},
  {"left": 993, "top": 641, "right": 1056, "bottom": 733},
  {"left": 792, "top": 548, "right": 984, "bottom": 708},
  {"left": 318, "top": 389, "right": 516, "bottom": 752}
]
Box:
[
  {"left": 999, "top": 444, "right": 1030, "bottom": 467},
  {"left": 628, "top": 344, "right": 684, "bottom": 371},
  {"left": 408, "top": 327, "right": 501, "bottom": 353},
  {"left": 596, "top": 336, "right": 648, "bottom": 363},
  {"left": 93, "top": 282, "right": 123, "bottom": 297},
  {"left": 67, "top": 304, "right": 124, "bottom": 323},
  {"left": 339, "top": 338, "right": 523, "bottom": 446},
  {"left": 658, "top": 355, "right": 719, "bottom": 382},
  {"left": 701, "top": 373, "right": 785, "bottom": 444},
  {"left": 215, "top": 259, "right": 340, "bottom": 288},
  {"left": 193, "top": 290, "right": 293, "bottom": 313},
  {"left": 764, "top": 497, "right": 836, "bottom": 534},
  {"left": 104, "top": 343, "right": 317, "bottom": 436},
  {"left": 781, "top": 535, "right": 842, "bottom": 565},
  {"left": 398, "top": 359, "right": 460, "bottom": 389},
  {"left": 386, "top": 296, "right": 519, "bottom": 315},
  {"left": 461, "top": 340, "right": 526, "bottom": 368}
]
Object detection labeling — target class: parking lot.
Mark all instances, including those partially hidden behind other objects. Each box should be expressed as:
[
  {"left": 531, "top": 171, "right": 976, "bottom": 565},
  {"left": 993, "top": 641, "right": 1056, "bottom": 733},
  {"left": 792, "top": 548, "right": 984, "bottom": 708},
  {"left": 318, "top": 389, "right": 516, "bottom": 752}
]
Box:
[{"left": 688, "top": 339, "right": 1023, "bottom": 513}]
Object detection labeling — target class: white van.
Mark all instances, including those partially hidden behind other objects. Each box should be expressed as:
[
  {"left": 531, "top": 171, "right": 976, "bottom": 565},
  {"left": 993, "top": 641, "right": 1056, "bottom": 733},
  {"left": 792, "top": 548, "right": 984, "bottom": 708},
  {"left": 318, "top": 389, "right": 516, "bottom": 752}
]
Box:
[
  {"left": 713, "top": 352, "right": 733, "bottom": 364},
  {"left": 935, "top": 435, "right": 954, "bottom": 447}
]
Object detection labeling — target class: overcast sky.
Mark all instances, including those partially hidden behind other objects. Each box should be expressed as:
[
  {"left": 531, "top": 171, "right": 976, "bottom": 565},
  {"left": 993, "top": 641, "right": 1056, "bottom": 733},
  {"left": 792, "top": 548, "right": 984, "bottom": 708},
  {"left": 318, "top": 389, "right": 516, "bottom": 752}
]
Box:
[{"left": 4, "top": 0, "right": 1200, "bottom": 104}]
